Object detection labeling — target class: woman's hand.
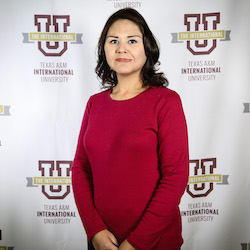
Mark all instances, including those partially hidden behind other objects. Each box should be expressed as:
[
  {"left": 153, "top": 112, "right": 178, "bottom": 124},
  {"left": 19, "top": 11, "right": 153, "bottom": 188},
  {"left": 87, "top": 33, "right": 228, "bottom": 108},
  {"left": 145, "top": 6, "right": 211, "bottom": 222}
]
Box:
[
  {"left": 91, "top": 229, "right": 119, "bottom": 250},
  {"left": 119, "top": 240, "right": 136, "bottom": 250}
]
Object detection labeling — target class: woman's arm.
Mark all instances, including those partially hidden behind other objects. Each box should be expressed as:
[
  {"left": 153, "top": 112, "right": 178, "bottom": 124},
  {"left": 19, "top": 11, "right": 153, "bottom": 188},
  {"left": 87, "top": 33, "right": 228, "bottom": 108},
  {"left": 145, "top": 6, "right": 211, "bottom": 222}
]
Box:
[
  {"left": 72, "top": 97, "right": 108, "bottom": 241},
  {"left": 126, "top": 91, "right": 189, "bottom": 249}
]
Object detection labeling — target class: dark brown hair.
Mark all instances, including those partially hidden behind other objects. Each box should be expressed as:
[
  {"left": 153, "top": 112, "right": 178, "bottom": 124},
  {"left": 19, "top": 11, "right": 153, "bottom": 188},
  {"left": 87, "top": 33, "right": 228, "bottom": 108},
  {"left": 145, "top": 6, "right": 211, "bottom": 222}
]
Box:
[{"left": 95, "top": 8, "right": 168, "bottom": 89}]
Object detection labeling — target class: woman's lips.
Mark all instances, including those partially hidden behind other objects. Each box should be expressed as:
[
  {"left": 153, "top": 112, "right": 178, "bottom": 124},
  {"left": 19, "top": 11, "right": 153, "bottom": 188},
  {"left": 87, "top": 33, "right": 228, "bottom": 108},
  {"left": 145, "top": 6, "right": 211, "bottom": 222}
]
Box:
[{"left": 115, "top": 58, "right": 132, "bottom": 62}]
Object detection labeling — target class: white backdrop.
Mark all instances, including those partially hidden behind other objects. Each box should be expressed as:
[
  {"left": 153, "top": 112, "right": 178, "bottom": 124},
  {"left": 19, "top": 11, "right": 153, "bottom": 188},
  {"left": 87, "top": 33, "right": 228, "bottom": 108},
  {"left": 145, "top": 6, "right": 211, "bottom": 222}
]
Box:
[{"left": 0, "top": 0, "right": 250, "bottom": 249}]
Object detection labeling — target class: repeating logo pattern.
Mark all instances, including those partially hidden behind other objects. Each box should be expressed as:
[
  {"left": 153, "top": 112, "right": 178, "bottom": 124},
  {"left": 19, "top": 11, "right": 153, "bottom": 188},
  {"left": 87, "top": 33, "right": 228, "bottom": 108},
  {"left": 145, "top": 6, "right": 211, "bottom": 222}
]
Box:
[
  {"left": 172, "top": 12, "right": 231, "bottom": 55},
  {"left": 187, "top": 158, "right": 229, "bottom": 198},
  {"left": 27, "top": 161, "right": 72, "bottom": 199},
  {"left": 107, "top": 0, "right": 142, "bottom": 9},
  {"left": 22, "top": 15, "right": 82, "bottom": 56},
  {"left": 0, "top": 247, "right": 15, "bottom": 250},
  {"left": 241, "top": 243, "right": 250, "bottom": 250},
  {"left": 0, "top": 230, "right": 14, "bottom": 250},
  {"left": 243, "top": 103, "right": 250, "bottom": 113},
  {"left": 0, "top": 106, "right": 11, "bottom": 116}
]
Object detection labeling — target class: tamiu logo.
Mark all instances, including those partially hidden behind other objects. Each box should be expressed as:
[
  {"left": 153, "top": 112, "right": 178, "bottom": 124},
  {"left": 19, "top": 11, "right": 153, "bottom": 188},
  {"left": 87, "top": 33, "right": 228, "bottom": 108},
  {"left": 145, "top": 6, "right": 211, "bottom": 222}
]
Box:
[
  {"left": 0, "top": 105, "right": 11, "bottom": 116},
  {"left": 241, "top": 243, "right": 250, "bottom": 250},
  {"left": 27, "top": 161, "right": 72, "bottom": 199},
  {"left": 187, "top": 158, "right": 229, "bottom": 198},
  {"left": 0, "top": 246, "right": 14, "bottom": 250},
  {"left": 243, "top": 103, "right": 250, "bottom": 113},
  {"left": 171, "top": 12, "right": 231, "bottom": 55},
  {"left": 22, "top": 15, "right": 82, "bottom": 56},
  {"left": 0, "top": 230, "right": 15, "bottom": 250}
]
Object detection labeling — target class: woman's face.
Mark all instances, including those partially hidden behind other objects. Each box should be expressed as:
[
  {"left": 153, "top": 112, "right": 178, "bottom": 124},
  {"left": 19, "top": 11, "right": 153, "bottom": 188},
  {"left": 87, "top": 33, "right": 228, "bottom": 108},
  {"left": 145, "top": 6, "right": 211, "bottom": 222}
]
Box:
[{"left": 104, "top": 19, "right": 147, "bottom": 79}]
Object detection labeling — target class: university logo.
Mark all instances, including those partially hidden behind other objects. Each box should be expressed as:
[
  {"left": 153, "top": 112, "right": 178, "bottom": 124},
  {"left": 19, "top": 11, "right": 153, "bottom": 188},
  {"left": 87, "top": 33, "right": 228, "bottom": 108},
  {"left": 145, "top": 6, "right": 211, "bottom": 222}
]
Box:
[
  {"left": 243, "top": 103, "right": 250, "bottom": 113},
  {"left": 0, "top": 105, "right": 11, "bottom": 116},
  {"left": 27, "top": 160, "right": 72, "bottom": 199},
  {"left": 187, "top": 158, "right": 229, "bottom": 198},
  {"left": 0, "top": 230, "right": 15, "bottom": 250},
  {"left": 241, "top": 243, "right": 250, "bottom": 250},
  {"left": 171, "top": 12, "right": 231, "bottom": 55},
  {"left": 22, "top": 15, "right": 82, "bottom": 56},
  {"left": 107, "top": 0, "right": 142, "bottom": 9},
  {"left": 0, "top": 247, "right": 14, "bottom": 250}
]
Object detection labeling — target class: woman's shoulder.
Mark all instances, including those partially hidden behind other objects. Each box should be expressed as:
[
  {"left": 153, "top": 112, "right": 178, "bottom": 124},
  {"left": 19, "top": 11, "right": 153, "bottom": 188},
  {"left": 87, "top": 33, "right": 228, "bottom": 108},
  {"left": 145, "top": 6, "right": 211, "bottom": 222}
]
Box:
[
  {"left": 149, "top": 86, "right": 180, "bottom": 100},
  {"left": 88, "top": 89, "right": 110, "bottom": 102}
]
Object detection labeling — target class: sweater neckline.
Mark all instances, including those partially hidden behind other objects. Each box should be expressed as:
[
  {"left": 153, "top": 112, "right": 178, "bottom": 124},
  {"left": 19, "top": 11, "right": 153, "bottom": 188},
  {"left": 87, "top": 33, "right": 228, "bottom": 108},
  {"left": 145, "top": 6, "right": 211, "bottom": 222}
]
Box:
[{"left": 107, "top": 86, "right": 152, "bottom": 103}]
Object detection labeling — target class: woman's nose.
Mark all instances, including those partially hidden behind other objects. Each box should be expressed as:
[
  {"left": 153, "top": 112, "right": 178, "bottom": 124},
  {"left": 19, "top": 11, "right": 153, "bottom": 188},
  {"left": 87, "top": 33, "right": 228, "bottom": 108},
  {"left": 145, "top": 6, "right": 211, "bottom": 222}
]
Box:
[{"left": 116, "top": 42, "right": 127, "bottom": 53}]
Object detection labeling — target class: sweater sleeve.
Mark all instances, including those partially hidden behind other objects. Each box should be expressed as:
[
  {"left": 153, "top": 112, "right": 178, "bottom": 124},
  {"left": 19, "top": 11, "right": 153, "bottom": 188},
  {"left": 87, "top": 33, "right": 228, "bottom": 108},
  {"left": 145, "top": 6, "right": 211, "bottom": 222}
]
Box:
[
  {"left": 127, "top": 91, "right": 189, "bottom": 249},
  {"left": 72, "top": 97, "right": 108, "bottom": 241}
]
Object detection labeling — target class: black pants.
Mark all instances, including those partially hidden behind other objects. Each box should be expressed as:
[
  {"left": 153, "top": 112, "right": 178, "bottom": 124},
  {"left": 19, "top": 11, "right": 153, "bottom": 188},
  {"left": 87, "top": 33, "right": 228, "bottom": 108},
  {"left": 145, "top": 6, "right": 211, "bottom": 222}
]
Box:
[{"left": 88, "top": 242, "right": 95, "bottom": 250}]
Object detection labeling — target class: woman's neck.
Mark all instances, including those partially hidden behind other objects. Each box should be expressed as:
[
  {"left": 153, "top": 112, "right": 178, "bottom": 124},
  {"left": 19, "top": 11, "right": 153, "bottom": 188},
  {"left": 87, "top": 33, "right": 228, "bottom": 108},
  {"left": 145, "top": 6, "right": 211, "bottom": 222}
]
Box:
[
  {"left": 114, "top": 73, "right": 144, "bottom": 92},
  {"left": 110, "top": 74, "right": 148, "bottom": 100}
]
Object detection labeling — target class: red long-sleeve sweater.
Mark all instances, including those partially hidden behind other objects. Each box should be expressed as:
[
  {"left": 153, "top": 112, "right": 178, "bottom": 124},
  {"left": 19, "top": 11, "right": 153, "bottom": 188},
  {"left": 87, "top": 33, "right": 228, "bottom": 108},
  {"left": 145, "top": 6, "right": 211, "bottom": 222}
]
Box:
[{"left": 72, "top": 86, "right": 189, "bottom": 250}]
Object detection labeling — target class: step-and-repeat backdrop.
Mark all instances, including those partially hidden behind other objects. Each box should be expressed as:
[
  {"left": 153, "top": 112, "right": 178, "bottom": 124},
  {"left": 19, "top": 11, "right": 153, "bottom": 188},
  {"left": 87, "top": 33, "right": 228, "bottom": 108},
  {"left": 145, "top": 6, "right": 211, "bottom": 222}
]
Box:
[{"left": 0, "top": 0, "right": 249, "bottom": 249}]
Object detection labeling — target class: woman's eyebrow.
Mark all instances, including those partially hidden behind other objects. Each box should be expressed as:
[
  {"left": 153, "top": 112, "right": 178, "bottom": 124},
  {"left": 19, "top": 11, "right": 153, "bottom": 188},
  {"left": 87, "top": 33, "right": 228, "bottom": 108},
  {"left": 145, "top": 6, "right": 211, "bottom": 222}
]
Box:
[
  {"left": 106, "top": 35, "right": 119, "bottom": 39},
  {"left": 127, "top": 35, "right": 142, "bottom": 38},
  {"left": 106, "top": 35, "right": 142, "bottom": 38}
]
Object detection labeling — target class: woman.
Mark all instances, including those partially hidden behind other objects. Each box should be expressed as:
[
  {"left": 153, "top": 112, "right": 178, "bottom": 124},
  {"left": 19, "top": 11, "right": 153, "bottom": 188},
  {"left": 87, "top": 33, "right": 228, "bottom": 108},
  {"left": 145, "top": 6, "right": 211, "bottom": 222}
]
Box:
[{"left": 72, "top": 8, "right": 189, "bottom": 250}]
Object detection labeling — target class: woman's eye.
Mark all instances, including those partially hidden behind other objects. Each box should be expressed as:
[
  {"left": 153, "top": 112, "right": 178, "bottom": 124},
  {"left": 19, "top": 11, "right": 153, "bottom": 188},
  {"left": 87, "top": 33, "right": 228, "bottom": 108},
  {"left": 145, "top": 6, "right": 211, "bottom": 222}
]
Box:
[
  {"left": 128, "top": 39, "right": 137, "bottom": 44},
  {"left": 110, "top": 39, "right": 118, "bottom": 44}
]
